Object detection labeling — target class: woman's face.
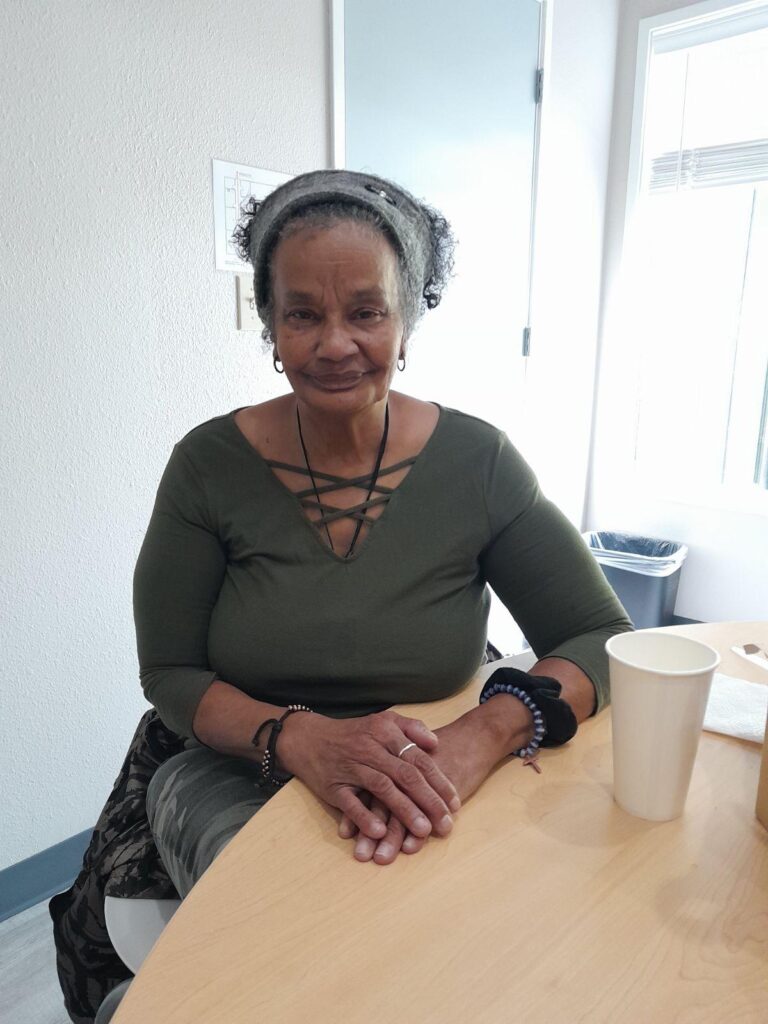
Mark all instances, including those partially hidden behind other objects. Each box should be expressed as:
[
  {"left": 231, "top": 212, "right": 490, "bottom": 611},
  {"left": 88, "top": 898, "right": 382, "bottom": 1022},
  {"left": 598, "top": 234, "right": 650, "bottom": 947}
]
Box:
[{"left": 270, "top": 220, "right": 405, "bottom": 416}]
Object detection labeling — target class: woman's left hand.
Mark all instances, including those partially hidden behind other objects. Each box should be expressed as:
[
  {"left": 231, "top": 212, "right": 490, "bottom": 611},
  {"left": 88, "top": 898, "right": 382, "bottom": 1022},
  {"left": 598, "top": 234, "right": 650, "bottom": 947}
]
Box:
[{"left": 338, "top": 710, "right": 507, "bottom": 864}]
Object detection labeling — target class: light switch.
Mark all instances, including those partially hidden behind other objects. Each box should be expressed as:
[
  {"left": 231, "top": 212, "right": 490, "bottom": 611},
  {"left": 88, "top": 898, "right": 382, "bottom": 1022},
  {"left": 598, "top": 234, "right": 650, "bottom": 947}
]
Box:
[{"left": 235, "top": 273, "right": 260, "bottom": 331}]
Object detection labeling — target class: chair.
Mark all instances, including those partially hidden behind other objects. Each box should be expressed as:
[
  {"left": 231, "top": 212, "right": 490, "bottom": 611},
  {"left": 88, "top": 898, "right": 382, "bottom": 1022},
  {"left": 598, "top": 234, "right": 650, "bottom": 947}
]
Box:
[
  {"left": 93, "top": 979, "right": 133, "bottom": 1023},
  {"left": 104, "top": 895, "right": 182, "bottom": 975},
  {"left": 94, "top": 897, "right": 181, "bottom": 1023}
]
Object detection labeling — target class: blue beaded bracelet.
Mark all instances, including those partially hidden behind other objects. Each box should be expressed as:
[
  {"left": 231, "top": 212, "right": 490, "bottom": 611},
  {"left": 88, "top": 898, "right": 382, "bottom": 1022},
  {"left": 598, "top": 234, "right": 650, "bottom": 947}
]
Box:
[{"left": 479, "top": 682, "right": 546, "bottom": 759}]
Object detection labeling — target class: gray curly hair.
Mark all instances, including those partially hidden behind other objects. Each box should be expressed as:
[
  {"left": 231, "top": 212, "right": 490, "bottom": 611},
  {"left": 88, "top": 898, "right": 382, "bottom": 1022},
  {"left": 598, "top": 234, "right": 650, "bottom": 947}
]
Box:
[{"left": 231, "top": 169, "right": 456, "bottom": 345}]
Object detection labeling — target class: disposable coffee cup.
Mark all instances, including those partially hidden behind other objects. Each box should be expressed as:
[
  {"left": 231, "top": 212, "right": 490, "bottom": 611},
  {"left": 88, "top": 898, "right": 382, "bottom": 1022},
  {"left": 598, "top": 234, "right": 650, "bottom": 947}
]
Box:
[{"left": 605, "top": 631, "right": 720, "bottom": 821}]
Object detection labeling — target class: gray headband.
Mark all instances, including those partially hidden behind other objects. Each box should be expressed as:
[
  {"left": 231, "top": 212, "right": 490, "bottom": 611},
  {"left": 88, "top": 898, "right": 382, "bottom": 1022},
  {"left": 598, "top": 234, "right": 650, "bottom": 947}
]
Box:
[{"left": 246, "top": 169, "right": 434, "bottom": 325}]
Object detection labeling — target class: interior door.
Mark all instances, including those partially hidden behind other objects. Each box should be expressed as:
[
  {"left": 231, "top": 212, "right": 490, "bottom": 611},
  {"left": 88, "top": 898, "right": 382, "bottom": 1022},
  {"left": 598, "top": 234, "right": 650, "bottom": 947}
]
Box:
[{"left": 340, "top": 0, "right": 541, "bottom": 442}]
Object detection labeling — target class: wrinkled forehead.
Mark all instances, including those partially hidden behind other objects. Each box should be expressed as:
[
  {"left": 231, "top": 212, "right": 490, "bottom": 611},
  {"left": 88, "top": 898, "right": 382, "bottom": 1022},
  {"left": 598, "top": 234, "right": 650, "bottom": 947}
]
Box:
[{"left": 271, "top": 222, "right": 402, "bottom": 300}]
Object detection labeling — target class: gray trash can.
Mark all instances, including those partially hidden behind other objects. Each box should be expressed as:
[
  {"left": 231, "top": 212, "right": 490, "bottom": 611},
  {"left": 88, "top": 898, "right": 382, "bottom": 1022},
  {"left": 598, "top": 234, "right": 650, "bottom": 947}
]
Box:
[{"left": 582, "top": 531, "right": 688, "bottom": 629}]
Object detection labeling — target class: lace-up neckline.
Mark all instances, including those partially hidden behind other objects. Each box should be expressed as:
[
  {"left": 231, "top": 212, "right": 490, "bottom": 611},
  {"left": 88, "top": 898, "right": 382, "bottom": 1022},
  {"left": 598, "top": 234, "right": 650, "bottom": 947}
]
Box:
[
  {"left": 227, "top": 401, "right": 444, "bottom": 563},
  {"left": 262, "top": 455, "right": 419, "bottom": 530}
]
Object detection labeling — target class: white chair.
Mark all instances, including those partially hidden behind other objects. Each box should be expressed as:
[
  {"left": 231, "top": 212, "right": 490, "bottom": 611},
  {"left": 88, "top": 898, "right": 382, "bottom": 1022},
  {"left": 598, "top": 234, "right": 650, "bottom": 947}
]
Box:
[
  {"left": 94, "top": 896, "right": 182, "bottom": 1023},
  {"left": 104, "top": 894, "right": 182, "bottom": 974}
]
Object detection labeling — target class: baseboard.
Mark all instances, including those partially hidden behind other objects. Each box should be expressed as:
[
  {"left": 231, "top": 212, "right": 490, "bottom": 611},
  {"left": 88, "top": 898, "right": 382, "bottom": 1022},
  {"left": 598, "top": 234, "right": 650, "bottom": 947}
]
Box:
[{"left": 0, "top": 829, "right": 92, "bottom": 924}]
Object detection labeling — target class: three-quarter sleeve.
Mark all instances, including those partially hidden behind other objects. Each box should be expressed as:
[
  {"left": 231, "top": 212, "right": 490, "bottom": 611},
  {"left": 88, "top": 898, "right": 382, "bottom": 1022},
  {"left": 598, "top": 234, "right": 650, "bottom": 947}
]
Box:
[
  {"left": 478, "top": 431, "right": 634, "bottom": 713},
  {"left": 133, "top": 441, "right": 227, "bottom": 739}
]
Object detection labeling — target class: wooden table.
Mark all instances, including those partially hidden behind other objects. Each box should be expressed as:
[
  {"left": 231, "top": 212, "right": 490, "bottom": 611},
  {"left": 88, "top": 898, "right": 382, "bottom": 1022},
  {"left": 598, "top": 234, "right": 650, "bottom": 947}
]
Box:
[{"left": 114, "top": 622, "right": 768, "bottom": 1023}]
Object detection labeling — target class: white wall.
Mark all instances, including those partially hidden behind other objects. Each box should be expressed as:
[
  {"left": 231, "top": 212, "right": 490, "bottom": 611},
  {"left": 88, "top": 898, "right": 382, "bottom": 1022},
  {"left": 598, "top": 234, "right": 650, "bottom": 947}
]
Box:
[
  {"left": 522, "top": 0, "right": 621, "bottom": 527},
  {"left": 586, "top": 0, "right": 768, "bottom": 622},
  {"left": 0, "top": 0, "right": 329, "bottom": 870}
]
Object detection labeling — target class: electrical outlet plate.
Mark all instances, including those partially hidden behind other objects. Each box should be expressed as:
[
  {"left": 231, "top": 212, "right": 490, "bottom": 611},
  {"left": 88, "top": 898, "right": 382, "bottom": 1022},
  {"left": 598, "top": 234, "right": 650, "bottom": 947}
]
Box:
[{"left": 235, "top": 273, "right": 260, "bottom": 331}]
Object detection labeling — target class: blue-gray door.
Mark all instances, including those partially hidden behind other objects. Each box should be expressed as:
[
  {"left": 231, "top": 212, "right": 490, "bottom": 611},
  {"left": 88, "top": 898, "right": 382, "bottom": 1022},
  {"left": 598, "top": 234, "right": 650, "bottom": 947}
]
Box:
[{"left": 340, "top": 0, "right": 541, "bottom": 440}]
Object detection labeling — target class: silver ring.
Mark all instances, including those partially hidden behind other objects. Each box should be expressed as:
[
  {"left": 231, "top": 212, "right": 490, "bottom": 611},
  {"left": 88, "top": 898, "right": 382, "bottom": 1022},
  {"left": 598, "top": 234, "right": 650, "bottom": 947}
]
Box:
[{"left": 397, "top": 742, "right": 417, "bottom": 758}]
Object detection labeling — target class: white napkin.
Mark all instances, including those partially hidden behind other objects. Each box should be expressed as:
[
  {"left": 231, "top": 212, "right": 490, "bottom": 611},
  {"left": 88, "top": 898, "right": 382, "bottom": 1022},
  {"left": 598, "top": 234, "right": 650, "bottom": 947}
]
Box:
[{"left": 703, "top": 672, "right": 768, "bottom": 744}]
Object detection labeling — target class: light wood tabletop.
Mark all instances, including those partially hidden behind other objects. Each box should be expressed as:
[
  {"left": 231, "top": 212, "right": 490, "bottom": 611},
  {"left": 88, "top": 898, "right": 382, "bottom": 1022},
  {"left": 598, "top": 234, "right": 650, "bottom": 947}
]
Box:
[{"left": 114, "top": 622, "right": 768, "bottom": 1023}]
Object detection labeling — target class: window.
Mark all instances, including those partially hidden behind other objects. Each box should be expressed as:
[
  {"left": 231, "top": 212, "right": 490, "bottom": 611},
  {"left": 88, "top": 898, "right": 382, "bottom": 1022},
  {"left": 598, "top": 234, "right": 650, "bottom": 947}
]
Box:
[{"left": 622, "top": 0, "right": 768, "bottom": 508}]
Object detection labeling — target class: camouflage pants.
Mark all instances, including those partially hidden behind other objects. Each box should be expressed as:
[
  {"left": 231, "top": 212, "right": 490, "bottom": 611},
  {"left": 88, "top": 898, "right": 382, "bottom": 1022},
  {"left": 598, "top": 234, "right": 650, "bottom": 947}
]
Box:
[{"left": 145, "top": 742, "right": 279, "bottom": 900}]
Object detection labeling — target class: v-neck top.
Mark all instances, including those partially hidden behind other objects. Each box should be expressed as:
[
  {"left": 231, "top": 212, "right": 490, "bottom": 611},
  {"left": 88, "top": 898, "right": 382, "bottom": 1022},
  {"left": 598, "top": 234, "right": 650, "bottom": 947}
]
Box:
[
  {"left": 133, "top": 403, "right": 633, "bottom": 741},
  {"left": 262, "top": 452, "right": 419, "bottom": 544}
]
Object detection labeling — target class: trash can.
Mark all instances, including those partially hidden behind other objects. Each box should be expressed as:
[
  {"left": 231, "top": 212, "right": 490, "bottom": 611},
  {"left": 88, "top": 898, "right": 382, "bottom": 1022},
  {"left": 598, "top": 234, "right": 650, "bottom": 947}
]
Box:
[{"left": 582, "top": 531, "right": 688, "bottom": 630}]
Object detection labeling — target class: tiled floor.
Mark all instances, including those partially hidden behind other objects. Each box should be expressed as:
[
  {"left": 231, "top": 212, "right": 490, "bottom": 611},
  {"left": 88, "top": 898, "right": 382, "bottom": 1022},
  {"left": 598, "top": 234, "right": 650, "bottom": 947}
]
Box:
[{"left": 0, "top": 899, "right": 70, "bottom": 1024}]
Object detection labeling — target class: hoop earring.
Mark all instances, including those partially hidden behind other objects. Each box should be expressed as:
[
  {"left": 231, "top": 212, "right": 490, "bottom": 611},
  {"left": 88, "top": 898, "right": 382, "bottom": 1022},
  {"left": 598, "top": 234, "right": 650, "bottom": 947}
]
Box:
[
  {"left": 273, "top": 354, "right": 285, "bottom": 374},
  {"left": 397, "top": 354, "right": 406, "bottom": 372}
]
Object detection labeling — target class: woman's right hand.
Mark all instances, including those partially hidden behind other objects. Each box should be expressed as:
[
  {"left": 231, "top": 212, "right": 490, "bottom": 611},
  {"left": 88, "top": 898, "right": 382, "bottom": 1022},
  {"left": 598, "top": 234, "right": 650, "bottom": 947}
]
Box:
[{"left": 278, "top": 710, "right": 462, "bottom": 842}]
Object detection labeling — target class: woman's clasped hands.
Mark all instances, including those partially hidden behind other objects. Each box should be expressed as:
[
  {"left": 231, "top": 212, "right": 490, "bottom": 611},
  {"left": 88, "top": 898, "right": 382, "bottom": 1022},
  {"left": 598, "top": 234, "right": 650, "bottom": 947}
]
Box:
[
  {"left": 278, "top": 709, "right": 462, "bottom": 862},
  {"left": 279, "top": 707, "right": 503, "bottom": 866},
  {"left": 342, "top": 713, "right": 502, "bottom": 864}
]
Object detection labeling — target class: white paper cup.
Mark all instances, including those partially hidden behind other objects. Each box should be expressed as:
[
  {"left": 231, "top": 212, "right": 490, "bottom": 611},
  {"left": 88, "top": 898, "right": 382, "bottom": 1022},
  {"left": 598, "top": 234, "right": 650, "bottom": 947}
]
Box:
[{"left": 606, "top": 631, "right": 721, "bottom": 821}]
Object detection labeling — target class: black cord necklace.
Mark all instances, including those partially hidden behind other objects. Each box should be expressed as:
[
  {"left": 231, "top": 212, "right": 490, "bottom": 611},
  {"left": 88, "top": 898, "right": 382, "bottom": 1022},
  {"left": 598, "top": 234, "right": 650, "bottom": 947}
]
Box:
[{"left": 296, "top": 401, "right": 390, "bottom": 559}]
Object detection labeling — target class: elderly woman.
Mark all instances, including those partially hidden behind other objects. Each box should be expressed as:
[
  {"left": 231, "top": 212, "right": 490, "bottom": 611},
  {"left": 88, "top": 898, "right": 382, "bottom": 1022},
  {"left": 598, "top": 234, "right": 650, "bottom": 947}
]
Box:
[{"left": 137, "top": 169, "right": 633, "bottom": 894}]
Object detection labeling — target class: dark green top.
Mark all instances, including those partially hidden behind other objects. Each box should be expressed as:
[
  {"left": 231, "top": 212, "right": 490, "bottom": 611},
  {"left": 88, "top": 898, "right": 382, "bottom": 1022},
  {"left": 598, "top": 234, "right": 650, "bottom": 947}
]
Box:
[{"left": 133, "top": 403, "right": 633, "bottom": 741}]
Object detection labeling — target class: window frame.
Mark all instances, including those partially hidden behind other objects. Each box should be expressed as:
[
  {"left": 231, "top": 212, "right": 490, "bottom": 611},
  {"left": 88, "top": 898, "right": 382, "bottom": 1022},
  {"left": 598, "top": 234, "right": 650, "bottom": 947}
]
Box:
[{"left": 622, "top": 0, "right": 768, "bottom": 517}]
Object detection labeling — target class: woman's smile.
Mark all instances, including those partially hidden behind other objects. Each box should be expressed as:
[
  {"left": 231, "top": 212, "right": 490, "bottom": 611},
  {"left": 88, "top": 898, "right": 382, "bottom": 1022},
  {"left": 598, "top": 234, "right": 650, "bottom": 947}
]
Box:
[{"left": 311, "top": 371, "right": 366, "bottom": 390}]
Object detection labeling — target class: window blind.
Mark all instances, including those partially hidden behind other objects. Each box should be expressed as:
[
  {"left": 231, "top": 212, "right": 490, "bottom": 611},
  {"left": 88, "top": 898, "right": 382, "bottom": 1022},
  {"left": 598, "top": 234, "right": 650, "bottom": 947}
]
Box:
[{"left": 649, "top": 138, "right": 768, "bottom": 192}]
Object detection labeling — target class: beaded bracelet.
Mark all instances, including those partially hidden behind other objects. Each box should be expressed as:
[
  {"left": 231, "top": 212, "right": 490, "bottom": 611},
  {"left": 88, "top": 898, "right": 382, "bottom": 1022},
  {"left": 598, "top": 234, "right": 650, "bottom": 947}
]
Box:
[
  {"left": 480, "top": 682, "right": 546, "bottom": 760},
  {"left": 478, "top": 668, "right": 579, "bottom": 770},
  {"left": 251, "top": 704, "right": 313, "bottom": 787}
]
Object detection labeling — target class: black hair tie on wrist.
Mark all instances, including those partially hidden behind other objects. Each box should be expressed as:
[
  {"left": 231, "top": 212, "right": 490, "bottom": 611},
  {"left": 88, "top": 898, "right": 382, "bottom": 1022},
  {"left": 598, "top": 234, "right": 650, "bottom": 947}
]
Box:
[
  {"left": 478, "top": 667, "right": 578, "bottom": 749},
  {"left": 251, "top": 704, "right": 313, "bottom": 787}
]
